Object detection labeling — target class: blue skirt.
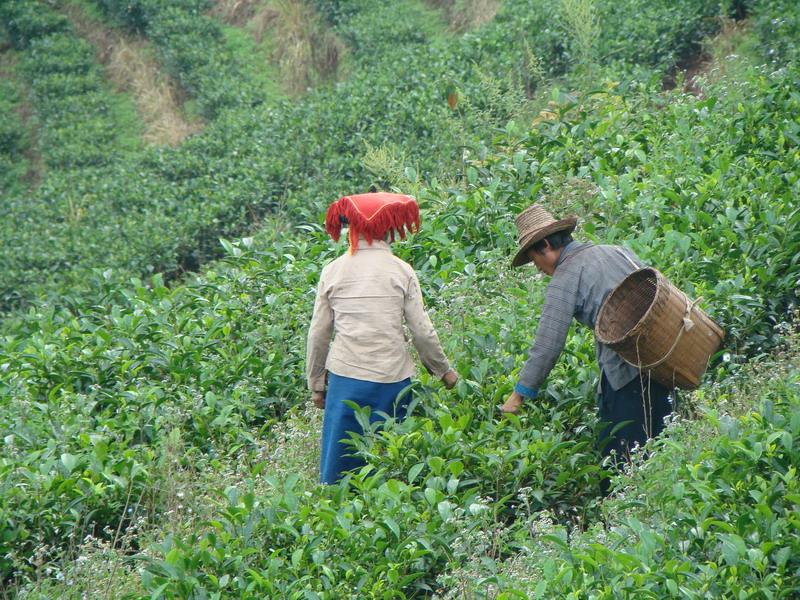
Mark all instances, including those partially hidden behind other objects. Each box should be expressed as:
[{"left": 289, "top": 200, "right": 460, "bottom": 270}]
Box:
[{"left": 320, "top": 373, "right": 412, "bottom": 484}]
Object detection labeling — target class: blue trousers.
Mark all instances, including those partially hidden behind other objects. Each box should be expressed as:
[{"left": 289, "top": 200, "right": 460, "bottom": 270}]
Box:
[
  {"left": 598, "top": 372, "right": 673, "bottom": 458},
  {"left": 320, "top": 373, "right": 412, "bottom": 484},
  {"left": 597, "top": 372, "right": 673, "bottom": 494}
]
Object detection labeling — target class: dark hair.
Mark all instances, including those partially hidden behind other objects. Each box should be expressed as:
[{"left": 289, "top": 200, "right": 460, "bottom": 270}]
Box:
[{"left": 531, "top": 230, "right": 573, "bottom": 253}]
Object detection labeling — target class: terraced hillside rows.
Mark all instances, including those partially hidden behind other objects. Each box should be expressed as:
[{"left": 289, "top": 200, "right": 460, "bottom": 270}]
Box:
[
  {"left": 1, "top": 3, "right": 143, "bottom": 170},
  {"left": 2, "top": 0, "right": 800, "bottom": 598},
  {"left": 0, "top": 48, "right": 35, "bottom": 198},
  {"left": 1, "top": 0, "right": 729, "bottom": 314}
]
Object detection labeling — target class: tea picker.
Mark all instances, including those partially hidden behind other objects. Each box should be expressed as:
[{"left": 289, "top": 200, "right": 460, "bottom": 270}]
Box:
[
  {"left": 307, "top": 192, "right": 459, "bottom": 484},
  {"left": 501, "top": 204, "right": 723, "bottom": 490}
]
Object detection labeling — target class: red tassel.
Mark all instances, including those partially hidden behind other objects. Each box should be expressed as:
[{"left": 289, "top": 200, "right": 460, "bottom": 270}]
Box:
[
  {"left": 324, "top": 193, "right": 421, "bottom": 253},
  {"left": 325, "top": 202, "right": 345, "bottom": 241}
]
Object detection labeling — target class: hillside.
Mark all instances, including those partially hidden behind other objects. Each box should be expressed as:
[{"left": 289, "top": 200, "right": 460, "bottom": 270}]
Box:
[
  {"left": 1, "top": 0, "right": 800, "bottom": 598},
  {"left": 0, "top": 0, "right": 724, "bottom": 313}
]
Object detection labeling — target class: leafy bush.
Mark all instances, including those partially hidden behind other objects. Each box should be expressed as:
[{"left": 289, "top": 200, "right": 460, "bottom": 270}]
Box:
[
  {"left": 140, "top": 473, "right": 473, "bottom": 597},
  {"left": 472, "top": 342, "right": 800, "bottom": 598},
  {"left": 0, "top": 231, "right": 322, "bottom": 581},
  {"left": 17, "top": 33, "right": 96, "bottom": 75},
  {"left": 0, "top": 113, "right": 26, "bottom": 157},
  {"left": 751, "top": 0, "right": 800, "bottom": 63},
  {"left": 596, "top": 0, "right": 723, "bottom": 73},
  {"left": 1, "top": 4, "right": 142, "bottom": 174},
  {"left": 456, "top": 64, "right": 800, "bottom": 353},
  {"left": 3, "top": 2, "right": 800, "bottom": 594},
  {"left": 0, "top": 77, "right": 30, "bottom": 197},
  {"left": 0, "top": 1, "right": 70, "bottom": 48}
]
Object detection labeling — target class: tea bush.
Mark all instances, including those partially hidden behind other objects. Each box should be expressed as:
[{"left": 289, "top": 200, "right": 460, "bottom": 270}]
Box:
[
  {"left": 0, "top": 223, "right": 334, "bottom": 581},
  {"left": 0, "top": 75, "right": 31, "bottom": 197},
  {"left": 0, "top": 0, "right": 142, "bottom": 170},
  {"left": 469, "top": 341, "right": 800, "bottom": 598},
  {"left": 134, "top": 20, "right": 800, "bottom": 595},
  {"left": 91, "top": 0, "right": 275, "bottom": 118},
  {"left": 751, "top": 0, "right": 800, "bottom": 64},
  {"left": 3, "top": 0, "right": 800, "bottom": 596},
  {"left": 596, "top": 0, "right": 723, "bottom": 73},
  {"left": 454, "top": 66, "right": 800, "bottom": 353},
  {"left": 1, "top": 1, "right": 70, "bottom": 47}
]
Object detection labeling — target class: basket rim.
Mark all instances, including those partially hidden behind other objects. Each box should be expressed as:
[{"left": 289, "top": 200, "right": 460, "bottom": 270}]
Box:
[{"left": 595, "top": 267, "right": 663, "bottom": 345}]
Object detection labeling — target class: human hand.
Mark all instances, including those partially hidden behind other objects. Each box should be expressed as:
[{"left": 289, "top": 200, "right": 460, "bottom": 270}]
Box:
[
  {"left": 441, "top": 369, "right": 459, "bottom": 389},
  {"left": 311, "top": 391, "right": 326, "bottom": 409},
  {"left": 500, "top": 391, "right": 524, "bottom": 414}
]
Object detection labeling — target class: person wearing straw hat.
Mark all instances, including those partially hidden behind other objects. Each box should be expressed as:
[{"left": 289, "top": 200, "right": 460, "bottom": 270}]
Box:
[
  {"left": 307, "top": 192, "right": 459, "bottom": 484},
  {"left": 501, "top": 204, "right": 673, "bottom": 483}
]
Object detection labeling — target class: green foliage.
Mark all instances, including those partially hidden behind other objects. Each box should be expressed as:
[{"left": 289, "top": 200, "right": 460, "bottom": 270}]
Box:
[
  {"left": 478, "top": 350, "right": 800, "bottom": 598},
  {"left": 560, "top": 0, "right": 600, "bottom": 79},
  {"left": 1, "top": 2, "right": 142, "bottom": 172},
  {"left": 0, "top": 1, "right": 70, "bottom": 48},
  {"left": 139, "top": 472, "right": 457, "bottom": 597},
  {"left": 0, "top": 230, "right": 321, "bottom": 581},
  {"left": 0, "top": 0, "right": 743, "bottom": 314},
  {"left": 595, "top": 0, "right": 724, "bottom": 74},
  {"left": 329, "top": 0, "right": 448, "bottom": 59},
  {"left": 0, "top": 81, "right": 27, "bottom": 154},
  {"left": 751, "top": 0, "right": 800, "bottom": 63},
  {"left": 0, "top": 74, "right": 31, "bottom": 197},
  {"left": 93, "top": 0, "right": 272, "bottom": 118},
  {"left": 2, "top": 0, "right": 800, "bottom": 596},
  {"left": 125, "top": 31, "right": 800, "bottom": 596},
  {"left": 459, "top": 68, "right": 800, "bottom": 353}
]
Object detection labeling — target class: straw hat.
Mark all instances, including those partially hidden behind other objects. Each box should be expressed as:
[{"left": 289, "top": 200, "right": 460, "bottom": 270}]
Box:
[{"left": 511, "top": 204, "right": 578, "bottom": 267}]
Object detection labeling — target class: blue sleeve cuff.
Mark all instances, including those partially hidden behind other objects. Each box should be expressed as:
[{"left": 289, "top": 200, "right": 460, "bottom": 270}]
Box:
[{"left": 514, "top": 383, "right": 538, "bottom": 399}]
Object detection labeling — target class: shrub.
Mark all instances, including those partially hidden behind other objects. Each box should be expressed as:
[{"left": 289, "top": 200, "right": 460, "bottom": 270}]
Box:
[
  {"left": 95, "top": 0, "right": 268, "bottom": 118},
  {"left": 475, "top": 340, "right": 800, "bottom": 598},
  {"left": 0, "top": 0, "right": 753, "bottom": 314},
  {"left": 0, "top": 1, "right": 70, "bottom": 48},
  {"left": 751, "top": 0, "right": 800, "bottom": 63}
]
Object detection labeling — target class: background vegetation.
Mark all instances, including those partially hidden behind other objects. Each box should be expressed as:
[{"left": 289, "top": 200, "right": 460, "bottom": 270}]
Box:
[{"left": 1, "top": 0, "right": 799, "bottom": 598}]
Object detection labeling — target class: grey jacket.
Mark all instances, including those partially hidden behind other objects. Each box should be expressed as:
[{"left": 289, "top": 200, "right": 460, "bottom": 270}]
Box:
[{"left": 517, "top": 241, "right": 642, "bottom": 395}]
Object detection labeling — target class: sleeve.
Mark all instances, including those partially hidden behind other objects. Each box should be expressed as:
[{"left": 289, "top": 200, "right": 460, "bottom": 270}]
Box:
[
  {"left": 403, "top": 270, "right": 451, "bottom": 379},
  {"left": 306, "top": 270, "right": 334, "bottom": 391},
  {"left": 517, "top": 266, "right": 582, "bottom": 395},
  {"left": 514, "top": 382, "right": 539, "bottom": 399}
]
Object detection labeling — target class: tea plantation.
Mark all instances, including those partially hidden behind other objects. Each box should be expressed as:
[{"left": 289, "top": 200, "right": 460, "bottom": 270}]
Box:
[{"left": 1, "top": 0, "right": 799, "bottom": 598}]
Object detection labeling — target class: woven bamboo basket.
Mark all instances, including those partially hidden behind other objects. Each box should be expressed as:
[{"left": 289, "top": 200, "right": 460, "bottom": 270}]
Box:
[{"left": 595, "top": 268, "right": 725, "bottom": 389}]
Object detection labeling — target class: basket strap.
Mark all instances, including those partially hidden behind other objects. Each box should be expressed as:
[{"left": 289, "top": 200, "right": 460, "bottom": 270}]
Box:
[
  {"left": 615, "top": 247, "right": 640, "bottom": 271},
  {"left": 636, "top": 294, "right": 703, "bottom": 370}
]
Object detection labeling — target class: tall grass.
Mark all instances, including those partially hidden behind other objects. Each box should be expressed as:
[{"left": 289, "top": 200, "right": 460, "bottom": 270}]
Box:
[
  {"left": 211, "top": 0, "right": 345, "bottom": 95},
  {"left": 269, "top": 0, "right": 345, "bottom": 95},
  {"left": 210, "top": 0, "right": 262, "bottom": 26},
  {"left": 561, "top": 0, "right": 600, "bottom": 80},
  {"left": 106, "top": 39, "right": 203, "bottom": 146}
]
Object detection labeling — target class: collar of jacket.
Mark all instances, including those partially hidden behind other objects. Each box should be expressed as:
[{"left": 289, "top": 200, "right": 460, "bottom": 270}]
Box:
[
  {"left": 353, "top": 237, "right": 391, "bottom": 250},
  {"left": 555, "top": 240, "right": 592, "bottom": 268}
]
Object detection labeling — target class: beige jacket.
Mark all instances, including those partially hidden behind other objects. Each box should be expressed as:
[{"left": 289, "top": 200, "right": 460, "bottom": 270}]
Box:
[{"left": 306, "top": 240, "right": 451, "bottom": 391}]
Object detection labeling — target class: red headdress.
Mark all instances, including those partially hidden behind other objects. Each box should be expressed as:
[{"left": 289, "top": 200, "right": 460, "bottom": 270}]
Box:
[{"left": 325, "top": 192, "right": 421, "bottom": 252}]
